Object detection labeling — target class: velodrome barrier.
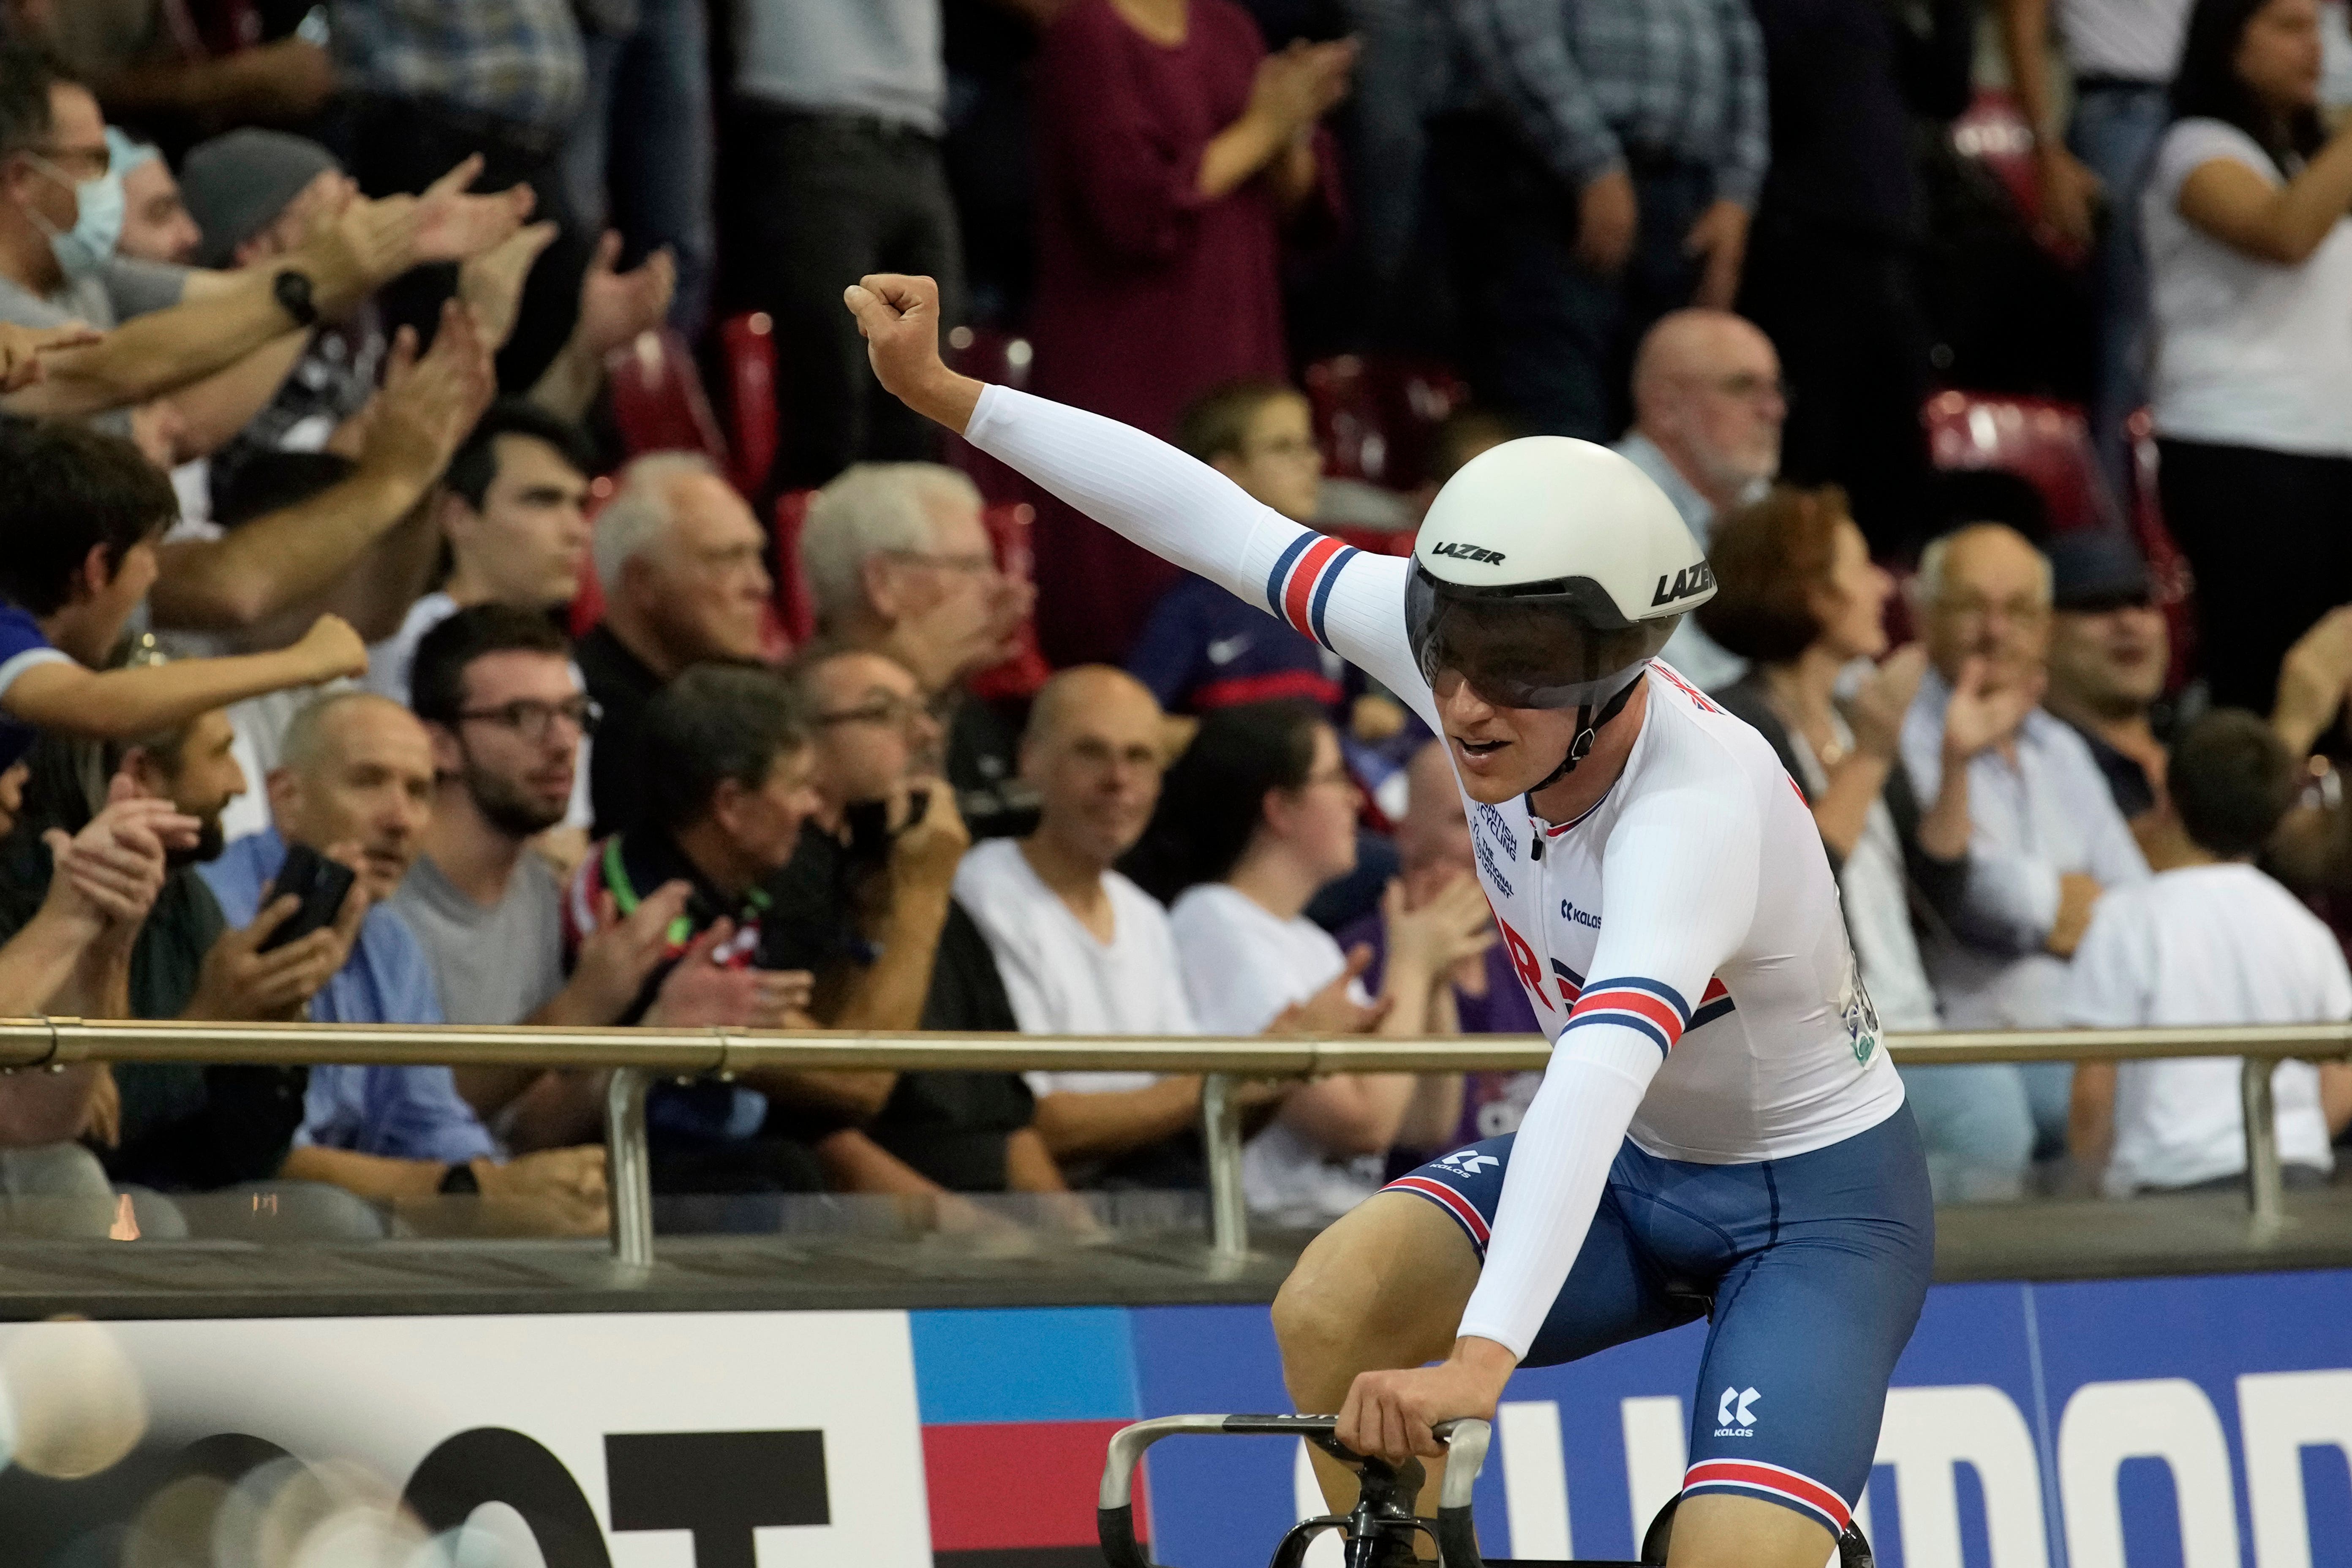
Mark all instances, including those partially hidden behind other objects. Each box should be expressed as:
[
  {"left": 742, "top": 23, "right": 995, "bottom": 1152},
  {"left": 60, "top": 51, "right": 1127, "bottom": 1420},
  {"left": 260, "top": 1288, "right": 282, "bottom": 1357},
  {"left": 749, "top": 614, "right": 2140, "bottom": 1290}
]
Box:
[
  {"left": 0, "top": 1019, "right": 2347, "bottom": 1568},
  {"left": 0, "top": 1015, "right": 2333, "bottom": 1261}
]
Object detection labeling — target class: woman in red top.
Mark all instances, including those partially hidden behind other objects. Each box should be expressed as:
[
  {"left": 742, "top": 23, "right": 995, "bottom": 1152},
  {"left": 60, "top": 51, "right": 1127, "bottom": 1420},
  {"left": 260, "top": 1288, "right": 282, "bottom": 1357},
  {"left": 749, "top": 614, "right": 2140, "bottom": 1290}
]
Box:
[{"left": 1026, "top": 0, "right": 1351, "bottom": 667}]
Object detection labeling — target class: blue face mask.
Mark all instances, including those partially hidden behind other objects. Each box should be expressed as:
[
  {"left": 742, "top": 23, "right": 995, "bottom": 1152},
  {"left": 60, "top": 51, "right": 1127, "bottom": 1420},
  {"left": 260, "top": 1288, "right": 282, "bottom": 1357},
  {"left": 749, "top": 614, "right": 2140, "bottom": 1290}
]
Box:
[{"left": 26, "top": 153, "right": 125, "bottom": 283}]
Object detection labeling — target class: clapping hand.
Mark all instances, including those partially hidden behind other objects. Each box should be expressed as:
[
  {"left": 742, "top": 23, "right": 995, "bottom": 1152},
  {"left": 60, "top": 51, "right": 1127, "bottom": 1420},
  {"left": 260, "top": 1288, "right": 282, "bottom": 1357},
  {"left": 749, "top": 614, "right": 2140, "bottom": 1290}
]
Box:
[
  {"left": 414, "top": 155, "right": 536, "bottom": 264},
  {"left": 571, "top": 231, "right": 677, "bottom": 359},
  {"left": 1940, "top": 654, "right": 2041, "bottom": 765},
  {"left": 1848, "top": 644, "right": 1929, "bottom": 761}
]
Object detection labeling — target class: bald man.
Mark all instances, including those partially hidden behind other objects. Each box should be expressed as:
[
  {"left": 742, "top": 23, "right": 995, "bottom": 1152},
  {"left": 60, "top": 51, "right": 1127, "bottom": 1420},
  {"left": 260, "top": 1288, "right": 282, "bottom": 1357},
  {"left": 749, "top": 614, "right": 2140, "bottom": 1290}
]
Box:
[
  {"left": 1896, "top": 524, "right": 2151, "bottom": 1198},
  {"left": 1612, "top": 308, "right": 1785, "bottom": 689},
  {"left": 952, "top": 667, "right": 1211, "bottom": 1181},
  {"left": 196, "top": 690, "right": 609, "bottom": 1229}
]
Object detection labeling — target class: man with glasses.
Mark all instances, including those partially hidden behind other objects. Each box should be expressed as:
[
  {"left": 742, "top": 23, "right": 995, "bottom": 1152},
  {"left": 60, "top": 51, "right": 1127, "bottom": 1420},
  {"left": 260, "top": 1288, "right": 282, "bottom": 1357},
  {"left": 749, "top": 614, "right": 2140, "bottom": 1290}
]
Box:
[
  {"left": 578, "top": 452, "right": 776, "bottom": 837},
  {"left": 398, "top": 606, "right": 772, "bottom": 1153},
  {"left": 799, "top": 461, "right": 1033, "bottom": 827},
  {"left": 195, "top": 687, "right": 613, "bottom": 1232},
  {"left": 1899, "top": 523, "right": 2149, "bottom": 1197},
  {"left": 1612, "top": 309, "right": 1788, "bottom": 692},
  {"left": 772, "top": 645, "right": 1064, "bottom": 1194}
]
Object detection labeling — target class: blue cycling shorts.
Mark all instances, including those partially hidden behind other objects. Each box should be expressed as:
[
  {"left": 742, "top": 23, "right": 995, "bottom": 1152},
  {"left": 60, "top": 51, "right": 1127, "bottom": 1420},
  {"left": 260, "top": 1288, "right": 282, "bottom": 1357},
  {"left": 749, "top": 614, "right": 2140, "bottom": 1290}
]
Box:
[{"left": 1384, "top": 1102, "right": 1933, "bottom": 1536}]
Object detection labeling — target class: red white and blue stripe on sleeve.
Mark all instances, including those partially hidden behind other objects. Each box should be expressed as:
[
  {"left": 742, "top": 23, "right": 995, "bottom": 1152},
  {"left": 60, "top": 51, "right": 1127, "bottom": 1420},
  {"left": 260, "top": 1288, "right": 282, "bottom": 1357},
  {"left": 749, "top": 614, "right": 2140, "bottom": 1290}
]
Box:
[
  {"left": 1554, "top": 964, "right": 1734, "bottom": 1036},
  {"left": 1682, "top": 1460, "right": 1852, "bottom": 1535},
  {"left": 1263, "top": 532, "right": 1362, "bottom": 653},
  {"left": 1562, "top": 977, "right": 1697, "bottom": 1056}
]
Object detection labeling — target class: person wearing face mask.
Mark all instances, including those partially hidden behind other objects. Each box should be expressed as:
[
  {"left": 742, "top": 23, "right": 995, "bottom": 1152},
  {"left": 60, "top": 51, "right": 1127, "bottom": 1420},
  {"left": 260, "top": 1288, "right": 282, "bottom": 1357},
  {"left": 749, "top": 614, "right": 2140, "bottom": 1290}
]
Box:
[{"left": 0, "top": 46, "right": 427, "bottom": 430}]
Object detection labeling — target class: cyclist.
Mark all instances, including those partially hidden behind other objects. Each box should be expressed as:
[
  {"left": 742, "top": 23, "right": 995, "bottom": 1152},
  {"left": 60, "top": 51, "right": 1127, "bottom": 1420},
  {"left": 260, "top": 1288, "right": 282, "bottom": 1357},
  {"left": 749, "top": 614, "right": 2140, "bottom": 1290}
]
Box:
[{"left": 843, "top": 275, "right": 1932, "bottom": 1568}]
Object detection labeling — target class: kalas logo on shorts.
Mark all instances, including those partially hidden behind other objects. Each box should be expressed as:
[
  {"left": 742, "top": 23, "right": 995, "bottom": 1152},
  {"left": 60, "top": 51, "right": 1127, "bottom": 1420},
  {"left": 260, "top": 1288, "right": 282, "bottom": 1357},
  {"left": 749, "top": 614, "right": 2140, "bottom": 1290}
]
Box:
[{"left": 1714, "top": 1385, "right": 1760, "bottom": 1437}]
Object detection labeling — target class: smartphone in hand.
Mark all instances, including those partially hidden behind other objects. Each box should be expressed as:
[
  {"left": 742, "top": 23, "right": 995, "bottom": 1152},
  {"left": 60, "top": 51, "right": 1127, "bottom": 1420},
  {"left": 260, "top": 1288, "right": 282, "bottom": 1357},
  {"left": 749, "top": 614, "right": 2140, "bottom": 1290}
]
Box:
[{"left": 259, "top": 842, "right": 357, "bottom": 952}]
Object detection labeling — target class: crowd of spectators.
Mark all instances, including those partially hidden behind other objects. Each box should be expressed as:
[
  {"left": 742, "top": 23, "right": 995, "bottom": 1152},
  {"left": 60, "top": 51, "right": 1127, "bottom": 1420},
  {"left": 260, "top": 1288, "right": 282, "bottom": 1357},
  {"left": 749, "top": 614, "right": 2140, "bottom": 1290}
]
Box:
[{"left": 0, "top": 0, "right": 2345, "bottom": 1240}]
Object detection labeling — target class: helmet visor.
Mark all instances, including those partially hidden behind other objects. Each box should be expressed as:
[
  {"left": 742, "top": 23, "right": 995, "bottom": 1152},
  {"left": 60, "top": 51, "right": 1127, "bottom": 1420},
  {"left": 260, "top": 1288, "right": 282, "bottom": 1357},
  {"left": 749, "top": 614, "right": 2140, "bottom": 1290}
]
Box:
[{"left": 1405, "top": 567, "right": 1677, "bottom": 710}]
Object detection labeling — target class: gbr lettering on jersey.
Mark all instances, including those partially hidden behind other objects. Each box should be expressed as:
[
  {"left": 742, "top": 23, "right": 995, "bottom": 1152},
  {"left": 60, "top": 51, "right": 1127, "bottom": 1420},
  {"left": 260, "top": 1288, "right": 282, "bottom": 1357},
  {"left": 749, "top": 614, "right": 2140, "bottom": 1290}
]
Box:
[{"left": 1460, "top": 666, "right": 1895, "bottom": 1162}]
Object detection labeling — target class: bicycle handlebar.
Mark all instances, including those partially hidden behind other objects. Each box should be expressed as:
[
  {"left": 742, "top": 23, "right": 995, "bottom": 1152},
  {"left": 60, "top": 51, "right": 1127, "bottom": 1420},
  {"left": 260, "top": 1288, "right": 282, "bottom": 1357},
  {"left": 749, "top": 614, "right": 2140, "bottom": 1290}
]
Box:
[{"left": 1096, "top": 1414, "right": 1494, "bottom": 1568}]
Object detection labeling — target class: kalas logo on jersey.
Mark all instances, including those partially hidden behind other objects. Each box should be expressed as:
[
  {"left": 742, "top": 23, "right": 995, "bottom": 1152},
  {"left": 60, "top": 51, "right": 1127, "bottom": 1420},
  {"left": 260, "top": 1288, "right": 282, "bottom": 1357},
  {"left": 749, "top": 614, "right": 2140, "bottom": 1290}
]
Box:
[
  {"left": 1431, "top": 542, "right": 1507, "bottom": 565},
  {"left": 1652, "top": 562, "right": 1715, "bottom": 605},
  {"left": 1558, "top": 898, "right": 1601, "bottom": 931}
]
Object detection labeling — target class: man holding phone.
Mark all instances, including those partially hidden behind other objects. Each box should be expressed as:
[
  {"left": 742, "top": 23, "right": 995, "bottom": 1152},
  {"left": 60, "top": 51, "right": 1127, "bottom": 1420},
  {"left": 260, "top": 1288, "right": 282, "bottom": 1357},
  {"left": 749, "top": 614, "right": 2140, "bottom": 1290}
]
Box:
[{"left": 198, "top": 689, "right": 611, "bottom": 1233}]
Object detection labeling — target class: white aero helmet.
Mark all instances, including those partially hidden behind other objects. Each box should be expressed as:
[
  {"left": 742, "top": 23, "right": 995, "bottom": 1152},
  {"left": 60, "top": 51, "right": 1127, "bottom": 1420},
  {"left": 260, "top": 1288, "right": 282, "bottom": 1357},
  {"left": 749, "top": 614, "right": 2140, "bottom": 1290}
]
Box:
[{"left": 1406, "top": 436, "right": 1714, "bottom": 781}]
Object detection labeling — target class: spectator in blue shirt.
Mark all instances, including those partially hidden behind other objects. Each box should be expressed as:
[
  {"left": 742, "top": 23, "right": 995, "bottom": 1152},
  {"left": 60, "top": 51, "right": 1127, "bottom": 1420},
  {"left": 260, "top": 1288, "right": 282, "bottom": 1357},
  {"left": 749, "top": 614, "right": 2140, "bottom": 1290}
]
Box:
[
  {"left": 198, "top": 689, "right": 608, "bottom": 1232},
  {"left": 0, "top": 418, "right": 373, "bottom": 776},
  {"left": 1129, "top": 382, "right": 1350, "bottom": 722}
]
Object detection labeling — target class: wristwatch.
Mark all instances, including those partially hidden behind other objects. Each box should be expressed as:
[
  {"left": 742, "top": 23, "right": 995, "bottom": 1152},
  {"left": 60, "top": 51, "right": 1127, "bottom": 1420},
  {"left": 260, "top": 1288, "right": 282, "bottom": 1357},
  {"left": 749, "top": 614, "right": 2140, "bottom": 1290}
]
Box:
[
  {"left": 272, "top": 268, "right": 318, "bottom": 328},
  {"left": 438, "top": 1160, "right": 482, "bottom": 1195}
]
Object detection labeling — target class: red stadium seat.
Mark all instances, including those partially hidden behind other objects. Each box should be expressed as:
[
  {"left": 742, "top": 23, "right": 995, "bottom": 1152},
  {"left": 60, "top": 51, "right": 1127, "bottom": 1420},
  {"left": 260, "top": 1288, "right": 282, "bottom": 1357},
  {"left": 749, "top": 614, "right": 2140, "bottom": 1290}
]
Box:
[
  {"left": 968, "top": 502, "right": 1053, "bottom": 704},
  {"left": 604, "top": 327, "right": 731, "bottom": 468},
  {"left": 1949, "top": 88, "right": 2087, "bottom": 269},
  {"left": 1924, "top": 389, "right": 2121, "bottom": 537},
  {"left": 1304, "top": 356, "right": 1468, "bottom": 493},
  {"left": 181, "top": 0, "right": 262, "bottom": 54},
  {"left": 717, "top": 312, "right": 779, "bottom": 501},
  {"left": 1329, "top": 525, "right": 1416, "bottom": 558},
  {"left": 2126, "top": 408, "right": 2199, "bottom": 692},
  {"left": 772, "top": 490, "right": 820, "bottom": 648},
  {"left": 942, "top": 327, "right": 1036, "bottom": 505}
]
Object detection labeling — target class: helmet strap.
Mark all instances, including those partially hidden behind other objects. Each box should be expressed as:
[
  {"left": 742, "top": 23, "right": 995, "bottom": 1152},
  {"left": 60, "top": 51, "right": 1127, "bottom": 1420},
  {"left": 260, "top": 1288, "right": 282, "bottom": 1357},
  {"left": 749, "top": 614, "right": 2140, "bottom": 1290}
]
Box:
[{"left": 1524, "top": 670, "right": 1646, "bottom": 804}]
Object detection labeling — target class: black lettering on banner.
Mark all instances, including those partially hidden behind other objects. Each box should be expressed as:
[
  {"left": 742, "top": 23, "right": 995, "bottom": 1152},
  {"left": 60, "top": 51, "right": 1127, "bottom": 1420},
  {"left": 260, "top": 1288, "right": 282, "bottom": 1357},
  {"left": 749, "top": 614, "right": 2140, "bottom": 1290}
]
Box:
[
  {"left": 606, "top": 1430, "right": 830, "bottom": 1568},
  {"left": 403, "top": 1426, "right": 615, "bottom": 1568}
]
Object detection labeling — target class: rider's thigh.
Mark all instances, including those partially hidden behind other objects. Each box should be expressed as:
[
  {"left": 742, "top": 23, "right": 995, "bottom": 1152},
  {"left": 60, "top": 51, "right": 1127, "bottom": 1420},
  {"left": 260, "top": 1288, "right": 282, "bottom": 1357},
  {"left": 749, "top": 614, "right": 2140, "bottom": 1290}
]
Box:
[
  {"left": 1276, "top": 1192, "right": 1478, "bottom": 1524},
  {"left": 1274, "top": 1190, "right": 1475, "bottom": 1399},
  {"left": 1665, "top": 1492, "right": 1834, "bottom": 1568}
]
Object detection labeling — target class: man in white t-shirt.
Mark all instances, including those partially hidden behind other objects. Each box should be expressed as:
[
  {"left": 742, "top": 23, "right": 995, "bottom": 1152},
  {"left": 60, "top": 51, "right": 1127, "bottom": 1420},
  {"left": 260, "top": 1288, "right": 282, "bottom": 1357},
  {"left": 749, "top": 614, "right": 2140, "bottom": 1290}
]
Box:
[
  {"left": 2067, "top": 709, "right": 2352, "bottom": 1194},
  {"left": 955, "top": 666, "right": 1362, "bottom": 1185}
]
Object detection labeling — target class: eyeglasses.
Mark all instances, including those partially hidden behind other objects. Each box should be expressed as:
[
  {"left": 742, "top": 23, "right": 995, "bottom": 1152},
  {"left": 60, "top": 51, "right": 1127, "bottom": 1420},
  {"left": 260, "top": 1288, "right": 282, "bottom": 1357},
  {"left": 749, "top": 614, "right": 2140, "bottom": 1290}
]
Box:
[
  {"left": 456, "top": 697, "right": 602, "bottom": 742},
  {"left": 1700, "top": 371, "right": 1790, "bottom": 404},
  {"left": 1242, "top": 434, "right": 1322, "bottom": 461},
  {"left": 691, "top": 543, "right": 767, "bottom": 574},
  {"left": 887, "top": 549, "right": 1000, "bottom": 577},
  {"left": 814, "top": 690, "right": 943, "bottom": 730},
  {"left": 1297, "top": 765, "right": 1358, "bottom": 793},
  {"left": 1936, "top": 595, "right": 2050, "bottom": 626},
  {"left": 21, "top": 145, "right": 110, "bottom": 178}
]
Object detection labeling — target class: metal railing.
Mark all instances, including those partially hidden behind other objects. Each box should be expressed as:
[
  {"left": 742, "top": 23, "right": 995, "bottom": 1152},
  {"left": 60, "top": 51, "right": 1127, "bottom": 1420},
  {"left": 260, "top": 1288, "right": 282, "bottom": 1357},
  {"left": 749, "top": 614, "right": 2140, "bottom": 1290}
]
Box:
[{"left": 1, "top": 1017, "right": 2342, "bottom": 1264}]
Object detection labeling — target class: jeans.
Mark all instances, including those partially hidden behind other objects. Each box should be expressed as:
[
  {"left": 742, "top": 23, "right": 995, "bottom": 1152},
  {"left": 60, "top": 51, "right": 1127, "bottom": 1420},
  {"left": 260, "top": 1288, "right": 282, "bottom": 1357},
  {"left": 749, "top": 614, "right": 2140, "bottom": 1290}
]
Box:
[
  {"left": 720, "top": 107, "right": 965, "bottom": 489},
  {"left": 1899, "top": 1063, "right": 2034, "bottom": 1201},
  {"left": 563, "top": 0, "right": 716, "bottom": 338},
  {"left": 1430, "top": 117, "right": 1712, "bottom": 440},
  {"left": 2069, "top": 81, "right": 2171, "bottom": 493}
]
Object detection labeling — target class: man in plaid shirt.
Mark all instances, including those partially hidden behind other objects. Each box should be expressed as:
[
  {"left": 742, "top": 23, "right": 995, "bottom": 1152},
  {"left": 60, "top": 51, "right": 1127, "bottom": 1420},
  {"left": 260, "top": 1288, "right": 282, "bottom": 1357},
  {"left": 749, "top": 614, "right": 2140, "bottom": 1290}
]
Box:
[
  {"left": 1429, "top": 0, "right": 1769, "bottom": 442},
  {"left": 328, "top": 0, "right": 594, "bottom": 391}
]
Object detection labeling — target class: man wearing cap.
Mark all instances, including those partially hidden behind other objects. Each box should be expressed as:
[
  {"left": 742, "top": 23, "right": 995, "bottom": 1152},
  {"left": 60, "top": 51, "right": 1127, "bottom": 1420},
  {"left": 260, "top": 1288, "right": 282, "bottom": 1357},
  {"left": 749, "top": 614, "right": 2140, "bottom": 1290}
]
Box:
[
  {"left": 2042, "top": 533, "right": 2174, "bottom": 845},
  {"left": 0, "top": 45, "right": 422, "bottom": 429},
  {"left": 180, "top": 125, "right": 672, "bottom": 495}
]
